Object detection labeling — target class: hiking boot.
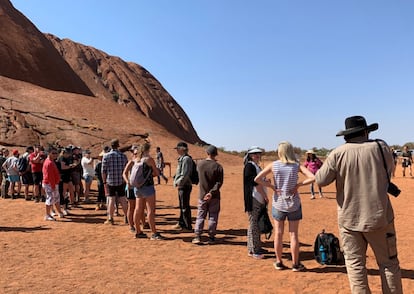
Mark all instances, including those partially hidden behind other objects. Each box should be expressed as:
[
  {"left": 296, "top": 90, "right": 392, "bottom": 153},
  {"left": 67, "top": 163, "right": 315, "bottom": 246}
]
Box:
[
  {"left": 192, "top": 236, "right": 201, "bottom": 244},
  {"left": 150, "top": 232, "right": 165, "bottom": 240},
  {"left": 292, "top": 263, "right": 306, "bottom": 272},
  {"left": 104, "top": 218, "right": 114, "bottom": 225},
  {"left": 273, "top": 262, "right": 288, "bottom": 270},
  {"left": 135, "top": 232, "right": 147, "bottom": 239}
]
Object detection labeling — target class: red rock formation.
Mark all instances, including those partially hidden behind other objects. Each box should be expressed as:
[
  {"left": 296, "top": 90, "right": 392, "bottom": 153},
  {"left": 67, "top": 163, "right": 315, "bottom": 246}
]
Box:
[
  {"left": 0, "top": 0, "right": 93, "bottom": 96},
  {"left": 45, "top": 34, "right": 202, "bottom": 144}
]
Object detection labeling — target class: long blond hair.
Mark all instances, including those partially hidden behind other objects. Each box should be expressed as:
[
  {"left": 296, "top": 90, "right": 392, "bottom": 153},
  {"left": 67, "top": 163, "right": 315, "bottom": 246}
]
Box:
[
  {"left": 139, "top": 142, "right": 151, "bottom": 159},
  {"left": 277, "top": 141, "right": 298, "bottom": 164}
]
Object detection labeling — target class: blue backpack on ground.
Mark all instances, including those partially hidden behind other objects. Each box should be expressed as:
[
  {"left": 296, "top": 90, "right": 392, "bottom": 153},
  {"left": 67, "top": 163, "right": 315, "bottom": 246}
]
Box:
[
  {"left": 314, "top": 230, "right": 345, "bottom": 265},
  {"left": 129, "top": 158, "right": 151, "bottom": 188}
]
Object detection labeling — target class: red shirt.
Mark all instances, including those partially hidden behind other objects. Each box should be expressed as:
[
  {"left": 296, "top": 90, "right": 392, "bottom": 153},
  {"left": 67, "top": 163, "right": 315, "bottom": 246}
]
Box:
[
  {"left": 29, "top": 152, "right": 45, "bottom": 173},
  {"left": 42, "top": 158, "right": 60, "bottom": 188}
]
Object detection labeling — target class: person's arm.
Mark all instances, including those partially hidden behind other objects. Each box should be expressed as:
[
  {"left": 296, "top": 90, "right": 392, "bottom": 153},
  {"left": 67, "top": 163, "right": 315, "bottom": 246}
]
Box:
[
  {"left": 122, "top": 160, "right": 134, "bottom": 185},
  {"left": 146, "top": 157, "right": 160, "bottom": 177},
  {"left": 292, "top": 165, "right": 315, "bottom": 192},
  {"left": 254, "top": 163, "right": 275, "bottom": 192}
]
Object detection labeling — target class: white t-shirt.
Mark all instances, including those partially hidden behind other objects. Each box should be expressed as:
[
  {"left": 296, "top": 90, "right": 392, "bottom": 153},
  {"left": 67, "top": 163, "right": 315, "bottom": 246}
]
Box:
[{"left": 81, "top": 156, "right": 95, "bottom": 178}]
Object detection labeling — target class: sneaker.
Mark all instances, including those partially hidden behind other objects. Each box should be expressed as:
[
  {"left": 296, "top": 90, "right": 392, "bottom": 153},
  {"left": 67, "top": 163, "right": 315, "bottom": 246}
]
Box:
[
  {"left": 34, "top": 197, "right": 40, "bottom": 203},
  {"left": 62, "top": 209, "right": 69, "bottom": 216},
  {"left": 44, "top": 215, "right": 56, "bottom": 221},
  {"left": 143, "top": 222, "right": 150, "bottom": 230},
  {"left": 58, "top": 213, "right": 64, "bottom": 218},
  {"left": 207, "top": 236, "right": 216, "bottom": 245},
  {"left": 51, "top": 211, "right": 57, "bottom": 217},
  {"left": 192, "top": 236, "right": 201, "bottom": 244},
  {"left": 104, "top": 218, "right": 114, "bottom": 225},
  {"left": 150, "top": 232, "right": 165, "bottom": 240},
  {"left": 251, "top": 253, "right": 265, "bottom": 259},
  {"left": 135, "top": 232, "right": 147, "bottom": 239},
  {"left": 310, "top": 194, "right": 315, "bottom": 200},
  {"left": 319, "top": 193, "right": 324, "bottom": 198},
  {"left": 129, "top": 226, "right": 136, "bottom": 233},
  {"left": 273, "top": 262, "right": 288, "bottom": 270},
  {"left": 292, "top": 263, "right": 306, "bottom": 272}
]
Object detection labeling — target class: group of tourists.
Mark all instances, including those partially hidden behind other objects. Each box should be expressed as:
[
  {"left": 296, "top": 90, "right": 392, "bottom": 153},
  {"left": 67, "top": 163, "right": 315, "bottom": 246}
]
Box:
[
  {"left": 243, "top": 115, "right": 403, "bottom": 293},
  {"left": 0, "top": 115, "right": 406, "bottom": 293}
]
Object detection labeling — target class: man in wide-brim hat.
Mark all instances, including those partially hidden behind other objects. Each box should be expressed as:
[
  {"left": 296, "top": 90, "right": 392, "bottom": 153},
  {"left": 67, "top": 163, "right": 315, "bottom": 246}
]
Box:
[{"left": 315, "top": 115, "right": 402, "bottom": 293}]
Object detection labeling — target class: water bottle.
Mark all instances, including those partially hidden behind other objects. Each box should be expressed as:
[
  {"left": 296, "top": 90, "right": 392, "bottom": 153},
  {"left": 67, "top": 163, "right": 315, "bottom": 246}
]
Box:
[{"left": 319, "top": 244, "right": 327, "bottom": 264}]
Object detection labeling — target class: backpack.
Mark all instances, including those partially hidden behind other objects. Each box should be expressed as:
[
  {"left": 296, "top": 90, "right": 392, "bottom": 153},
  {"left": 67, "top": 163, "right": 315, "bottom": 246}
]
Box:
[
  {"left": 129, "top": 158, "right": 151, "bottom": 188},
  {"left": 185, "top": 155, "right": 199, "bottom": 185},
  {"left": 17, "top": 157, "right": 28, "bottom": 173},
  {"left": 258, "top": 205, "right": 273, "bottom": 240},
  {"left": 314, "top": 230, "right": 345, "bottom": 265}
]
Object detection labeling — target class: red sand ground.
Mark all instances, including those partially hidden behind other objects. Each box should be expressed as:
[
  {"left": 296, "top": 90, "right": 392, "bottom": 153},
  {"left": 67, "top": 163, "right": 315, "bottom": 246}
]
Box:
[{"left": 0, "top": 162, "right": 413, "bottom": 293}]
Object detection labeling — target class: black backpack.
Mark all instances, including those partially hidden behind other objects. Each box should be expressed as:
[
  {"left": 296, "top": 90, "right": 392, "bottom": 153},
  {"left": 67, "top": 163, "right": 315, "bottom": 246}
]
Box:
[
  {"left": 314, "top": 230, "right": 344, "bottom": 265},
  {"left": 258, "top": 205, "right": 273, "bottom": 240},
  {"left": 17, "top": 157, "right": 29, "bottom": 173},
  {"left": 186, "top": 155, "right": 199, "bottom": 185}
]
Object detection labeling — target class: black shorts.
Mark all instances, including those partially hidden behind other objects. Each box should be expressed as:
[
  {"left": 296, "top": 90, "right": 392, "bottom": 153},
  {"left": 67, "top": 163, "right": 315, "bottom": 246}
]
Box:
[
  {"left": 61, "top": 173, "right": 72, "bottom": 183},
  {"left": 71, "top": 171, "right": 81, "bottom": 186},
  {"left": 126, "top": 188, "right": 135, "bottom": 200},
  {"left": 32, "top": 172, "right": 42, "bottom": 185},
  {"left": 21, "top": 172, "right": 34, "bottom": 185},
  {"left": 108, "top": 184, "right": 126, "bottom": 197}
]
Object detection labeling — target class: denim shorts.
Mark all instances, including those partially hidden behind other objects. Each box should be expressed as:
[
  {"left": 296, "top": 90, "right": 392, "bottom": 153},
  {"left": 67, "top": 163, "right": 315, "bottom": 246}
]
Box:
[
  {"left": 83, "top": 175, "right": 93, "bottom": 183},
  {"left": 134, "top": 185, "right": 155, "bottom": 198},
  {"left": 272, "top": 205, "right": 302, "bottom": 221},
  {"left": 8, "top": 175, "right": 20, "bottom": 183}
]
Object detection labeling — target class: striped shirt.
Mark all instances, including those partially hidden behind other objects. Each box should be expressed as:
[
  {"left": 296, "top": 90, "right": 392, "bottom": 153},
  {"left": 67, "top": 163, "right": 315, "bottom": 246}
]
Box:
[
  {"left": 271, "top": 160, "right": 301, "bottom": 212},
  {"left": 102, "top": 149, "right": 128, "bottom": 186}
]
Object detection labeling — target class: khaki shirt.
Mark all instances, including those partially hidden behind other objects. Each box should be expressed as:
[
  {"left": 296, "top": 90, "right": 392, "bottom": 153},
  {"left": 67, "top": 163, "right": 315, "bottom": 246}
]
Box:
[{"left": 315, "top": 140, "right": 395, "bottom": 232}]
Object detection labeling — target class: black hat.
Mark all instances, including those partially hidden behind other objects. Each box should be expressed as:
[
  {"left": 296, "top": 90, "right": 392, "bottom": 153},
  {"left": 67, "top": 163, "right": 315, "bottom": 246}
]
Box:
[
  {"left": 174, "top": 141, "right": 188, "bottom": 150},
  {"left": 206, "top": 145, "right": 218, "bottom": 156},
  {"left": 336, "top": 116, "right": 378, "bottom": 137}
]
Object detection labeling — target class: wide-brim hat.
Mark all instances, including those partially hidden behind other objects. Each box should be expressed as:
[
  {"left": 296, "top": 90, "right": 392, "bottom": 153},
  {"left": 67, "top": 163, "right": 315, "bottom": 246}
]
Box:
[
  {"left": 306, "top": 150, "right": 315, "bottom": 154},
  {"left": 247, "top": 146, "right": 263, "bottom": 154},
  {"left": 336, "top": 116, "right": 378, "bottom": 137}
]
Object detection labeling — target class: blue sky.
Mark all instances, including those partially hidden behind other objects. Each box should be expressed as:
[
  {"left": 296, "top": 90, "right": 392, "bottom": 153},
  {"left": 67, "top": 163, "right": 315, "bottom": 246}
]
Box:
[{"left": 11, "top": 0, "right": 414, "bottom": 151}]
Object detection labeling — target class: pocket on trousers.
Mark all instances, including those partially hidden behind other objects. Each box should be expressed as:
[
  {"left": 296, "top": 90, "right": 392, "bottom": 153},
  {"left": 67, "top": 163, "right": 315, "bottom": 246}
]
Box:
[{"left": 386, "top": 232, "right": 398, "bottom": 259}]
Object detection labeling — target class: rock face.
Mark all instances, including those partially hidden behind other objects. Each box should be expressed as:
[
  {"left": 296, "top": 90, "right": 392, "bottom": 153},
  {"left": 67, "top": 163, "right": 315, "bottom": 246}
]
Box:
[
  {"left": 0, "top": 0, "right": 93, "bottom": 96},
  {"left": 45, "top": 34, "right": 201, "bottom": 144},
  {"left": 0, "top": 0, "right": 203, "bottom": 150}
]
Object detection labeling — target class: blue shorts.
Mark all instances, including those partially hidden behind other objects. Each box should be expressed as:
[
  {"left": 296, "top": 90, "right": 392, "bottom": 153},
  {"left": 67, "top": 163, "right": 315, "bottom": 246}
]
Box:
[
  {"left": 83, "top": 175, "right": 94, "bottom": 184},
  {"left": 8, "top": 175, "right": 20, "bottom": 183},
  {"left": 272, "top": 205, "right": 302, "bottom": 221},
  {"left": 134, "top": 185, "right": 155, "bottom": 198}
]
